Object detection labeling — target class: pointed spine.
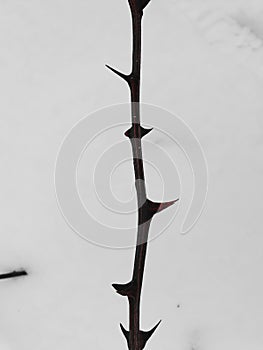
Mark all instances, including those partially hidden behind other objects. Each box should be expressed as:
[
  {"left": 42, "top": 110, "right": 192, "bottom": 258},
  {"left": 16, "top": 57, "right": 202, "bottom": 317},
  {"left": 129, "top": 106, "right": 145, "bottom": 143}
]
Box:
[
  {"left": 112, "top": 280, "right": 136, "bottom": 298},
  {"left": 120, "top": 323, "right": 130, "bottom": 347},
  {"left": 105, "top": 64, "right": 131, "bottom": 84},
  {"left": 140, "top": 320, "right": 162, "bottom": 349},
  {"left": 137, "top": 0, "right": 152, "bottom": 11},
  {"left": 124, "top": 125, "right": 153, "bottom": 139},
  {"left": 139, "top": 198, "right": 179, "bottom": 225},
  {"left": 119, "top": 320, "right": 161, "bottom": 350}
]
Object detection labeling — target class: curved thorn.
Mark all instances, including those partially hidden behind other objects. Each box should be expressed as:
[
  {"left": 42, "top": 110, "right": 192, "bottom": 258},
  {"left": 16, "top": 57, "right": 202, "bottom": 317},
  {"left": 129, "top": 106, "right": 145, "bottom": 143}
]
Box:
[
  {"left": 105, "top": 64, "right": 130, "bottom": 83},
  {"left": 140, "top": 320, "right": 162, "bottom": 348},
  {"left": 141, "top": 0, "right": 152, "bottom": 10},
  {"left": 124, "top": 125, "right": 153, "bottom": 139},
  {"left": 139, "top": 198, "right": 179, "bottom": 225},
  {"left": 141, "top": 126, "right": 153, "bottom": 137},
  {"left": 156, "top": 198, "right": 179, "bottom": 214},
  {"left": 112, "top": 281, "right": 135, "bottom": 297},
  {"left": 136, "top": 0, "right": 152, "bottom": 11},
  {"left": 120, "top": 323, "right": 130, "bottom": 346}
]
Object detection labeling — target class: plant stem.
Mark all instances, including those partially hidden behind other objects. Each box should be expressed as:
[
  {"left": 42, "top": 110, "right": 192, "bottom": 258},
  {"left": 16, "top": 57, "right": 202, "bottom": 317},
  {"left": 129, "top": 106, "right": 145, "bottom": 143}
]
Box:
[{"left": 107, "top": 1, "right": 178, "bottom": 349}]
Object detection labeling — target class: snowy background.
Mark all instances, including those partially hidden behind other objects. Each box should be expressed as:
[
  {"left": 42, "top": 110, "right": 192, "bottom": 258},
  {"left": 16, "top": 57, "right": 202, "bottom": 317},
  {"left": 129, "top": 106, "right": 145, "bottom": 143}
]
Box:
[{"left": 1, "top": 0, "right": 263, "bottom": 349}]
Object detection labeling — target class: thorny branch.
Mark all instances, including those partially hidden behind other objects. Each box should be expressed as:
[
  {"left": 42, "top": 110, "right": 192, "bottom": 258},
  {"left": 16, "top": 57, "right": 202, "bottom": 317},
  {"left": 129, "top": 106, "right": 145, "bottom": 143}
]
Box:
[{"left": 106, "top": 1, "right": 178, "bottom": 349}]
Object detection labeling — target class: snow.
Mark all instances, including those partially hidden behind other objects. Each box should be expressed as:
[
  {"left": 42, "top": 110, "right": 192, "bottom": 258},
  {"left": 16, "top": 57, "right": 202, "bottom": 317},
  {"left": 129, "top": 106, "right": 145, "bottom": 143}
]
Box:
[
  {"left": 0, "top": 0, "right": 263, "bottom": 349},
  {"left": 176, "top": 0, "right": 263, "bottom": 77}
]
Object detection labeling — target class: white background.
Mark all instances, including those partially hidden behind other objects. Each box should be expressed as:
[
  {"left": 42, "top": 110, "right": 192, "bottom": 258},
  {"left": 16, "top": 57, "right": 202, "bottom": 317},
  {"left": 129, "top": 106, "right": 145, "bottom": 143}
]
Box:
[{"left": 1, "top": 0, "right": 263, "bottom": 349}]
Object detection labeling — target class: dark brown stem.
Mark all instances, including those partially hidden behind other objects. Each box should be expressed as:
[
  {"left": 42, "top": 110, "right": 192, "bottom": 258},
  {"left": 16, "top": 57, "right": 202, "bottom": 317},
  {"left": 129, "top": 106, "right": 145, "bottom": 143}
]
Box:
[
  {"left": 0, "top": 270, "right": 27, "bottom": 280},
  {"left": 107, "top": 1, "right": 178, "bottom": 349}
]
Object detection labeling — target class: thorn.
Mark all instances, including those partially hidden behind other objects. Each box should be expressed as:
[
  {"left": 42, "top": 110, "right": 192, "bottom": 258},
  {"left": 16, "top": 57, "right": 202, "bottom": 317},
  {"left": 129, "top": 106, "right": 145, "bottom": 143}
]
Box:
[
  {"left": 140, "top": 320, "right": 162, "bottom": 349},
  {"left": 139, "top": 198, "right": 179, "bottom": 225},
  {"left": 124, "top": 125, "right": 153, "bottom": 139},
  {"left": 141, "top": 126, "right": 153, "bottom": 137},
  {"left": 105, "top": 65, "right": 130, "bottom": 83},
  {"left": 112, "top": 280, "right": 136, "bottom": 297},
  {"left": 120, "top": 323, "right": 130, "bottom": 346},
  {"left": 0, "top": 270, "right": 27, "bottom": 280},
  {"left": 156, "top": 199, "right": 179, "bottom": 213},
  {"left": 137, "top": 0, "right": 152, "bottom": 11},
  {"left": 142, "top": 0, "right": 152, "bottom": 10}
]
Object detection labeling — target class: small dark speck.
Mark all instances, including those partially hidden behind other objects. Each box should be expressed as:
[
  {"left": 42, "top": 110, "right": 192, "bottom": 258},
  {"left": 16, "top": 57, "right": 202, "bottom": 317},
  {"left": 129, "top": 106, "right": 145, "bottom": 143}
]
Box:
[{"left": 177, "top": 304, "right": 180, "bottom": 308}]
